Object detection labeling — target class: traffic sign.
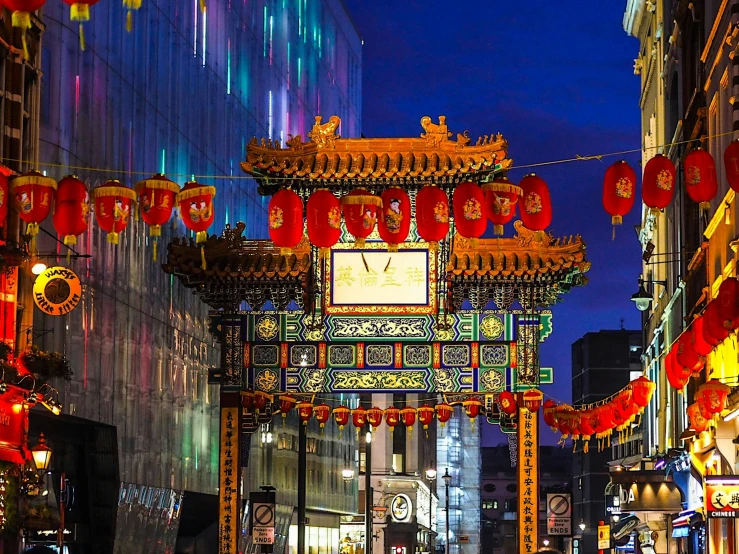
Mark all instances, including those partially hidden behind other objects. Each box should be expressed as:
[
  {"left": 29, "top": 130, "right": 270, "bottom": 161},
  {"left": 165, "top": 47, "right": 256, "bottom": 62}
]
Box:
[
  {"left": 547, "top": 517, "right": 571, "bottom": 536},
  {"left": 598, "top": 524, "right": 611, "bottom": 549},
  {"left": 253, "top": 503, "right": 275, "bottom": 527},
  {"left": 253, "top": 527, "right": 275, "bottom": 545},
  {"left": 547, "top": 494, "right": 571, "bottom": 518}
]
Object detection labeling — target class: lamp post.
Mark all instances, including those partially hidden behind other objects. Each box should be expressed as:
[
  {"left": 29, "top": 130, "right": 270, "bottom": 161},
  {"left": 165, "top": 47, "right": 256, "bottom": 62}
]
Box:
[
  {"left": 425, "top": 468, "right": 437, "bottom": 551},
  {"left": 365, "top": 431, "right": 373, "bottom": 554},
  {"left": 31, "top": 433, "right": 66, "bottom": 551},
  {"left": 630, "top": 276, "right": 667, "bottom": 312},
  {"left": 443, "top": 468, "right": 451, "bottom": 554}
]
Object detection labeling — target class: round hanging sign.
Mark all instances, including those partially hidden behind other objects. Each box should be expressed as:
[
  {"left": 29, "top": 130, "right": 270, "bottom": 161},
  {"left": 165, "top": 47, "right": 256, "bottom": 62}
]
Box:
[
  {"left": 33, "top": 266, "right": 82, "bottom": 316},
  {"left": 390, "top": 493, "right": 412, "bottom": 523}
]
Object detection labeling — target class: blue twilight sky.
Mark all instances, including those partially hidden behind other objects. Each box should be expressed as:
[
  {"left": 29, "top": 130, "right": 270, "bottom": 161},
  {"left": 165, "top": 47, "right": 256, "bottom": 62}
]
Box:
[{"left": 342, "top": 1, "right": 643, "bottom": 444}]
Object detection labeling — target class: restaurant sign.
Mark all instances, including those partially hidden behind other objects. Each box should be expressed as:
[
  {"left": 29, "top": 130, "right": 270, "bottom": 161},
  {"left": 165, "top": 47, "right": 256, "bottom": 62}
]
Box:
[
  {"left": 705, "top": 477, "right": 739, "bottom": 518},
  {"left": 517, "top": 405, "right": 539, "bottom": 553},
  {"left": 0, "top": 394, "right": 28, "bottom": 465},
  {"left": 33, "top": 267, "right": 81, "bottom": 316}
]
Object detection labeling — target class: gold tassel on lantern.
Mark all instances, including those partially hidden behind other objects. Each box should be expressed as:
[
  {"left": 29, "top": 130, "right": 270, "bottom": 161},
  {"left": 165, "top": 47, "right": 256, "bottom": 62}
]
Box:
[
  {"left": 200, "top": 0, "right": 206, "bottom": 12},
  {"left": 150, "top": 224, "right": 161, "bottom": 262},
  {"left": 64, "top": 235, "right": 77, "bottom": 265},
  {"left": 26, "top": 222, "right": 39, "bottom": 255},
  {"left": 200, "top": 247, "right": 207, "bottom": 271},
  {"left": 70, "top": 3, "right": 91, "bottom": 50},
  {"left": 107, "top": 231, "right": 119, "bottom": 245},
  {"left": 12, "top": 11, "right": 32, "bottom": 60},
  {"left": 123, "top": 0, "right": 141, "bottom": 32}
]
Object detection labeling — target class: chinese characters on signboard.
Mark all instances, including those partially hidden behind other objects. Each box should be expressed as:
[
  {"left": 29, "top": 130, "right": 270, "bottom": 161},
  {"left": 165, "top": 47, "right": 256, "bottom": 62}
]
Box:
[
  {"left": 219, "top": 407, "right": 239, "bottom": 554},
  {"left": 328, "top": 249, "right": 434, "bottom": 313},
  {"left": 517, "top": 406, "right": 539, "bottom": 554},
  {"left": 705, "top": 477, "right": 739, "bottom": 517}
]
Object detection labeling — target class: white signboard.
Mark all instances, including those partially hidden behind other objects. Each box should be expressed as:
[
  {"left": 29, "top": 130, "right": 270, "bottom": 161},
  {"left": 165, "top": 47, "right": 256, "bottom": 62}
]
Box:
[
  {"left": 546, "top": 494, "right": 571, "bottom": 536},
  {"left": 252, "top": 502, "right": 276, "bottom": 545},
  {"left": 253, "top": 527, "right": 275, "bottom": 545}
]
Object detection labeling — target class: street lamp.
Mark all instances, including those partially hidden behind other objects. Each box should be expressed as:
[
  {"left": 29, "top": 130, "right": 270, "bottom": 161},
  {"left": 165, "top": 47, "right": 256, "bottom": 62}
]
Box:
[
  {"left": 579, "top": 520, "right": 586, "bottom": 532},
  {"left": 342, "top": 468, "right": 355, "bottom": 483},
  {"left": 31, "top": 262, "right": 47, "bottom": 275},
  {"left": 543, "top": 539, "right": 550, "bottom": 547},
  {"left": 443, "top": 468, "right": 451, "bottom": 554},
  {"left": 425, "top": 469, "right": 437, "bottom": 550},
  {"left": 630, "top": 277, "right": 666, "bottom": 312},
  {"left": 31, "top": 433, "right": 52, "bottom": 472}
]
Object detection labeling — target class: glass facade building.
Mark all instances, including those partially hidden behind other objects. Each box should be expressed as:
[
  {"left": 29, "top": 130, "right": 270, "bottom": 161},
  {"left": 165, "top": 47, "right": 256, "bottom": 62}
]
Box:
[{"left": 33, "top": 0, "right": 361, "bottom": 496}]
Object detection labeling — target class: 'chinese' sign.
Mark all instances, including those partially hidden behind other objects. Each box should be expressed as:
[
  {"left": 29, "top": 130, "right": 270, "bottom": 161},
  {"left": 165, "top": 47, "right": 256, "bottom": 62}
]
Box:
[
  {"left": 705, "top": 477, "right": 739, "bottom": 518},
  {"left": 219, "top": 407, "right": 239, "bottom": 554},
  {"left": 327, "top": 248, "right": 434, "bottom": 314},
  {"left": 517, "top": 406, "right": 539, "bottom": 554}
]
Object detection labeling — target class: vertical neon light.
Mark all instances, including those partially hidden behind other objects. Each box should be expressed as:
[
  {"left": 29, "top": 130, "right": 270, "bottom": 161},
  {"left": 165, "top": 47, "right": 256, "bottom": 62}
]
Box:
[
  {"left": 268, "top": 90, "right": 273, "bottom": 138},
  {"left": 263, "top": 6, "right": 268, "bottom": 57},
  {"left": 269, "top": 15, "right": 273, "bottom": 65},
  {"left": 287, "top": 42, "right": 291, "bottom": 89},
  {"left": 298, "top": 0, "right": 301, "bottom": 35},
  {"left": 202, "top": 8, "right": 207, "bottom": 67},
  {"left": 193, "top": 0, "right": 198, "bottom": 57},
  {"left": 297, "top": 57, "right": 301, "bottom": 87},
  {"left": 227, "top": 39, "right": 231, "bottom": 94},
  {"left": 161, "top": 149, "right": 166, "bottom": 174},
  {"left": 75, "top": 75, "right": 80, "bottom": 115},
  {"left": 318, "top": 29, "right": 322, "bottom": 58}
]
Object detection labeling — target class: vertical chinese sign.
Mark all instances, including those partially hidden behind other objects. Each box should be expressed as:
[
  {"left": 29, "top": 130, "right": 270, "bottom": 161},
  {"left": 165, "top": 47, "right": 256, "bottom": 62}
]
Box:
[
  {"left": 517, "top": 405, "right": 539, "bottom": 553},
  {"left": 219, "top": 405, "right": 240, "bottom": 554}
]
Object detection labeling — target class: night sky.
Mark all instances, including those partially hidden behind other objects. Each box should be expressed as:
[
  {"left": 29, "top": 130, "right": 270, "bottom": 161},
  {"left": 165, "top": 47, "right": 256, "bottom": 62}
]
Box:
[{"left": 342, "top": 0, "right": 643, "bottom": 444}]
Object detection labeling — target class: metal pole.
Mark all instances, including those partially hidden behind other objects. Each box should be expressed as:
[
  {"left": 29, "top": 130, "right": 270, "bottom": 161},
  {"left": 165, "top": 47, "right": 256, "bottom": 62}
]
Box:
[
  {"left": 429, "top": 483, "right": 433, "bottom": 551},
  {"left": 57, "top": 472, "right": 66, "bottom": 551},
  {"left": 365, "top": 434, "right": 372, "bottom": 554},
  {"left": 298, "top": 421, "right": 307, "bottom": 554},
  {"left": 445, "top": 478, "right": 449, "bottom": 554}
]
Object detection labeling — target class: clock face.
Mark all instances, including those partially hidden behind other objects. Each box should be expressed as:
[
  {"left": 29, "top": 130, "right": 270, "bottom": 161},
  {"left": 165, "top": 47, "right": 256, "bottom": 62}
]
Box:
[{"left": 391, "top": 494, "right": 412, "bottom": 523}]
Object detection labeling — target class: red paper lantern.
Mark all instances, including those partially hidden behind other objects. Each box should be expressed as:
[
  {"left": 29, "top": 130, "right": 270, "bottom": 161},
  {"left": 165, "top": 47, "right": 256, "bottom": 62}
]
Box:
[
  {"left": 241, "top": 390, "right": 254, "bottom": 412},
  {"left": 642, "top": 154, "right": 676, "bottom": 213},
  {"left": 452, "top": 182, "right": 486, "bottom": 247},
  {"left": 555, "top": 406, "right": 574, "bottom": 438},
  {"left": 91, "top": 180, "right": 135, "bottom": 245},
  {"left": 522, "top": 389, "right": 543, "bottom": 413},
  {"left": 297, "top": 401, "right": 313, "bottom": 425},
  {"left": 416, "top": 185, "right": 449, "bottom": 247},
  {"left": 10, "top": 170, "right": 56, "bottom": 249},
  {"left": 53, "top": 175, "right": 89, "bottom": 249},
  {"left": 333, "top": 406, "right": 350, "bottom": 432},
  {"left": 665, "top": 348, "right": 690, "bottom": 391},
  {"left": 725, "top": 139, "right": 739, "bottom": 192},
  {"left": 676, "top": 331, "right": 704, "bottom": 375},
  {"left": 602, "top": 160, "right": 637, "bottom": 226},
  {"left": 688, "top": 403, "right": 709, "bottom": 433},
  {"left": 384, "top": 406, "right": 401, "bottom": 434},
  {"left": 0, "top": 0, "right": 47, "bottom": 58},
  {"left": 519, "top": 174, "right": 552, "bottom": 231},
  {"left": 400, "top": 407, "right": 417, "bottom": 435},
  {"left": 61, "top": 0, "right": 100, "bottom": 50},
  {"left": 314, "top": 403, "right": 331, "bottom": 429},
  {"left": 135, "top": 174, "right": 180, "bottom": 261},
  {"left": 717, "top": 277, "right": 739, "bottom": 330},
  {"left": 694, "top": 389, "right": 713, "bottom": 421},
  {"left": 630, "top": 377, "right": 655, "bottom": 408},
  {"left": 307, "top": 189, "right": 341, "bottom": 259},
  {"left": 254, "top": 391, "right": 271, "bottom": 414},
  {"left": 699, "top": 380, "right": 730, "bottom": 415},
  {"left": 417, "top": 404, "right": 435, "bottom": 434},
  {"left": 279, "top": 394, "right": 297, "bottom": 424},
  {"left": 352, "top": 407, "right": 367, "bottom": 439},
  {"left": 704, "top": 300, "right": 730, "bottom": 346},
  {"left": 498, "top": 391, "right": 518, "bottom": 416},
  {"left": 378, "top": 187, "right": 411, "bottom": 251},
  {"left": 684, "top": 147, "right": 718, "bottom": 212},
  {"left": 341, "top": 188, "right": 382, "bottom": 248},
  {"left": 482, "top": 176, "right": 522, "bottom": 235},
  {"left": 691, "top": 316, "right": 714, "bottom": 357},
  {"left": 543, "top": 400, "right": 557, "bottom": 430},
  {"left": 367, "top": 407, "right": 384, "bottom": 429},
  {"left": 579, "top": 410, "right": 595, "bottom": 438},
  {"left": 177, "top": 181, "right": 216, "bottom": 244},
  {"left": 268, "top": 189, "right": 304, "bottom": 255},
  {"left": 435, "top": 403, "right": 453, "bottom": 431}
]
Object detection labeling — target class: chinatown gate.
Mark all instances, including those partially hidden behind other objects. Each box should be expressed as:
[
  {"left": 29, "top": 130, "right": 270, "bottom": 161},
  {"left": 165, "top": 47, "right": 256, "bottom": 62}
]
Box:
[{"left": 163, "top": 116, "right": 590, "bottom": 554}]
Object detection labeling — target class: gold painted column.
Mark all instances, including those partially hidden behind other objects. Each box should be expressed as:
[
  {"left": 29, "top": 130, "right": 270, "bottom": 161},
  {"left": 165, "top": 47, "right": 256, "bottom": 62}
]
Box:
[{"left": 517, "top": 405, "right": 539, "bottom": 554}]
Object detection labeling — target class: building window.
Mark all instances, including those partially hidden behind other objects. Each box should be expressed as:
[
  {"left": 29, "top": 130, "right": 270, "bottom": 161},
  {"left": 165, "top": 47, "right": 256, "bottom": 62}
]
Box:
[
  {"left": 392, "top": 454, "right": 404, "bottom": 474},
  {"left": 483, "top": 483, "right": 496, "bottom": 493}
]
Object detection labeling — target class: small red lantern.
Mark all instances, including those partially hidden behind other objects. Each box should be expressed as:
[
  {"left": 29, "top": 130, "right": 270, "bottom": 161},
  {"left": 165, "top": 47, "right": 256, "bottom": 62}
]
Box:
[
  {"left": 684, "top": 147, "right": 718, "bottom": 212},
  {"left": 268, "top": 189, "right": 304, "bottom": 255},
  {"left": 297, "top": 401, "right": 313, "bottom": 426},
  {"left": 91, "top": 180, "right": 136, "bottom": 246},
  {"left": 307, "top": 189, "right": 341, "bottom": 259},
  {"left": 555, "top": 406, "right": 574, "bottom": 438},
  {"left": 254, "top": 391, "right": 271, "bottom": 414},
  {"left": 602, "top": 160, "right": 636, "bottom": 228},
  {"left": 676, "top": 331, "right": 704, "bottom": 375},
  {"left": 695, "top": 389, "right": 713, "bottom": 421},
  {"left": 543, "top": 400, "right": 558, "bottom": 430},
  {"left": 378, "top": 187, "right": 411, "bottom": 251},
  {"left": 279, "top": 394, "right": 297, "bottom": 425},
  {"left": 665, "top": 348, "right": 690, "bottom": 391},
  {"left": 498, "top": 391, "right": 517, "bottom": 416},
  {"left": 519, "top": 174, "right": 552, "bottom": 231},
  {"left": 691, "top": 316, "right": 714, "bottom": 357},
  {"left": 241, "top": 390, "right": 255, "bottom": 412},
  {"left": 463, "top": 399, "right": 483, "bottom": 429},
  {"left": 452, "top": 182, "right": 486, "bottom": 247},
  {"left": 435, "top": 403, "right": 453, "bottom": 430},
  {"left": 53, "top": 175, "right": 89, "bottom": 251},
  {"left": 703, "top": 300, "right": 730, "bottom": 346},
  {"left": 415, "top": 185, "right": 449, "bottom": 248},
  {"left": 522, "top": 389, "right": 543, "bottom": 413},
  {"left": 352, "top": 407, "right": 367, "bottom": 439},
  {"left": 688, "top": 403, "right": 709, "bottom": 433},
  {"left": 482, "top": 176, "right": 522, "bottom": 235},
  {"left": 135, "top": 174, "right": 180, "bottom": 261},
  {"left": 630, "top": 377, "right": 655, "bottom": 409},
  {"left": 418, "top": 405, "right": 435, "bottom": 437},
  {"left": 717, "top": 277, "right": 739, "bottom": 330},
  {"left": 400, "top": 407, "right": 417, "bottom": 436},
  {"left": 61, "top": 0, "right": 100, "bottom": 50},
  {"left": 642, "top": 154, "right": 676, "bottom": 214},
  {"left": 579, "top": 410, "right": 595, "bottom": 452},
  {"left": 724, "top": 139, "right": 739, "bottom": 192},
  {"left": 314, "top": 403, "right": 331, "bottom": 430},
  {"left": 699, "top": 380, "right": 730, "bottom": 415},
  {"left": 0, "top": 0, "right": 47, "bottom": 58},
  {"left": 333, "top": 406, "right": 350, "bottom": 434},
  {"left": 177, "top": 180, "right": 215, "bottom": 243},
  {"left": 341, "top": 188, "right": 382, "bottom": 248},
  {"left": 10, "top": 170, "right": 56, "bottom": 252},
  {"left": 384, "top": 406, "right": 401, "bottom": 434},
  {"left": 367, "top": 407, "right": 384, "bottom": 430}
]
